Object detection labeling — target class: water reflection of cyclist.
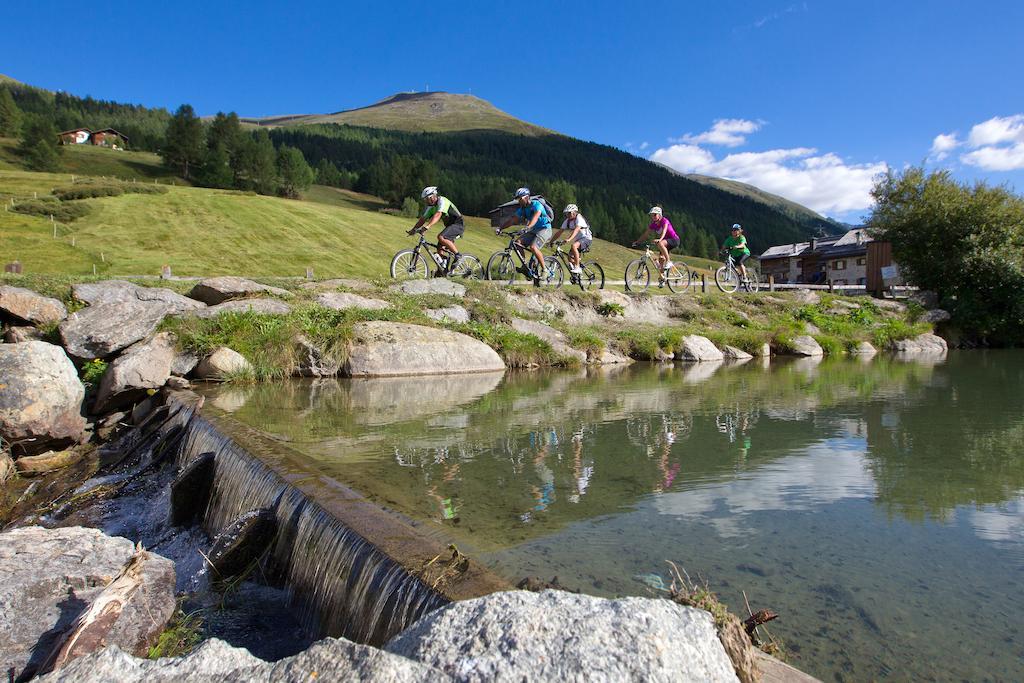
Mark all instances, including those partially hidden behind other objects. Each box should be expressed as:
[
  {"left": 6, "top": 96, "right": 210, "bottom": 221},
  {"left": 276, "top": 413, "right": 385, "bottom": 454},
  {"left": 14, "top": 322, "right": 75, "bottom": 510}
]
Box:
[
  {"left": 569, "top": 426, "right": 594, "bottom": 504},
  {"left": 529, "top": 430, "right": 557, "bottom": 513},
  {"left": 653, "top": 421, "right": 681, "bottom": 493},
  {"left": 426, "top": 459, "right": 461, "bottom": 523}
]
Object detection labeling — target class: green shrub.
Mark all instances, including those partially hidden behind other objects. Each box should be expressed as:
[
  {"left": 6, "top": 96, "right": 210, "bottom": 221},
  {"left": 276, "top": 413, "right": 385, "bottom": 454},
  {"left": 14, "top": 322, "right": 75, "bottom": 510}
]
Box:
[
  {"left": 565, "top": 326, "right": 605, "bottom": 354},
  {"left": 53, "top": 184, "right": 125, "bottom": 200},
  {"left": 597, "top": 301, "right": 624, "bottom": 317},
  {"left": 453, "top": 321, "right": 564, "bottom": 367},
  {"left": 11, "top": 197, "right": 90, "bottom": 222},
  {"left": 80, "top": 358, "right": 108, "bottom": 388},
  {"left": 872, "top": 319, "right": 931, "bottom": 348},
  {"left": 813, "top": 334, "right": 844, "bottom": 355}
]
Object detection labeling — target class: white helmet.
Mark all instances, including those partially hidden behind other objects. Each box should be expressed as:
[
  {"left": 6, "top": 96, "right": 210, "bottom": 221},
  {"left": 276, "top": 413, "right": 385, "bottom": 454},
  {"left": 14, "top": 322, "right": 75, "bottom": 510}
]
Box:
[
  {"left": 514, "top": 187, "right": 531, "bottom": 199},
  {"left": 564, "top": 204, "right": 579, "bottom": 213},
  {"left": 731, "top": 223, "right": 742, "bottom": 230},
  {"left": 648, "top": 206, "right": 663, "bottom": 215},
  {"left": 421, "top": 186, "right": 438, "bottom": 199}
]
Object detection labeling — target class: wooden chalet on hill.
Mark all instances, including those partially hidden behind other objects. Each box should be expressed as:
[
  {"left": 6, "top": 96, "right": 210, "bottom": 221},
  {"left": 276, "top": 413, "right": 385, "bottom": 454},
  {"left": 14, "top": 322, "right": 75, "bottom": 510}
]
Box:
[
  {"left": 56, "top": 127, "right": 128, "bottom": 149},
  {"left": 759, "top": 227, "right": 904, "bottom": 293}
]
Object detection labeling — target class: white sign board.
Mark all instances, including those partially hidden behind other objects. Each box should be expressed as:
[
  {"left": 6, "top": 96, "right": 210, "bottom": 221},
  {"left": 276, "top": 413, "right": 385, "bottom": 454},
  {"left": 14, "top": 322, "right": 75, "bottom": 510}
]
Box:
[{"left": 881, "top": 265, "right": 900, "bottom": 281}]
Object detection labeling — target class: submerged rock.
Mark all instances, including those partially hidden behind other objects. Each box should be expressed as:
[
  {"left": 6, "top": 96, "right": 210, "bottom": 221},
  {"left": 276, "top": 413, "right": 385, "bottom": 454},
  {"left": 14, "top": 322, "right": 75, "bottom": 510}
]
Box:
[
  {"left": 0, "top": 526, "right": 175, "bottom": 681},
  {"left": 0, "top": 285, "right": 67, "bottom": 325},
  {"left": 0, "top": 341, "right": 86, "bottom": 456},
  {"left": 188, "top": 277, "right": 294, "bottom": 305},
  {"left": 677, "top": 335, "right": 725, "bottom": 362},
  {"left": 206, "top": 508, "right": 277, "bottom": 581},
  {"left": 386, "top": 589, "right": 739, "bottom": 682},
  {"left": 170, "top": 451, "right": 216, "bottom": 527},
  {"left": 343, "top": 321, "right": 504, "bottom": 377}
]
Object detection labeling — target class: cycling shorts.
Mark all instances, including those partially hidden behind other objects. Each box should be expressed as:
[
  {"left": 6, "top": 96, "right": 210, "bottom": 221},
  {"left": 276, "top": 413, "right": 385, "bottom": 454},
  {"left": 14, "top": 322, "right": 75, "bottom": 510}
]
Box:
[{"left": 439, "top": 222, "right": 465, "bottom": 240}]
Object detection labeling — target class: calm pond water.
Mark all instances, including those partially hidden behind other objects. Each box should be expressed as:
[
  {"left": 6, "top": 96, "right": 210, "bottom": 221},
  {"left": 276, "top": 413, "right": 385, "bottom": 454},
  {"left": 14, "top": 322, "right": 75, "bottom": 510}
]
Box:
[{"left": 201, "top": 352, "right": 1024, "bottom": 681}]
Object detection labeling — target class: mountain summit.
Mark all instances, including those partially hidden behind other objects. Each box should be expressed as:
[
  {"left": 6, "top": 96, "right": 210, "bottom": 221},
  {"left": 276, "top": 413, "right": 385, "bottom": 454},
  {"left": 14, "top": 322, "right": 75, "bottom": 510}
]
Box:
[{"left": 242, "top": 92, "right": 550, "bottom": 136}]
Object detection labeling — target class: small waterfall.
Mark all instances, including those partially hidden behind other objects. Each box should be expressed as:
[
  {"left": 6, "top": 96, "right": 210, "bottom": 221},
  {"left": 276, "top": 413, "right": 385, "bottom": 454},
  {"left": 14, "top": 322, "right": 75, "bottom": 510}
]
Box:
[{"left": 171, "top": 404, "right": 449, "bottom": 645}]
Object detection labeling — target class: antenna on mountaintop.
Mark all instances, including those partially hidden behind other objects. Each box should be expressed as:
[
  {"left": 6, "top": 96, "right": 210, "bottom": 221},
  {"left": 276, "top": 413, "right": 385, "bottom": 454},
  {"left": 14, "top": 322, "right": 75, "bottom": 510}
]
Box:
[{"left": 425, "top": 83, "right": 429, "bottom": 92}]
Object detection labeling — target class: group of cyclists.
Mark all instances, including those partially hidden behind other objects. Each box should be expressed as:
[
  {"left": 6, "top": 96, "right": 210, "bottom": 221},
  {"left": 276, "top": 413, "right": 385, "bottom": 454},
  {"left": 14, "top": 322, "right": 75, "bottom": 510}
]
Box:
[{"left": 407, "top": 185, "right": 752, "bottom": 284}]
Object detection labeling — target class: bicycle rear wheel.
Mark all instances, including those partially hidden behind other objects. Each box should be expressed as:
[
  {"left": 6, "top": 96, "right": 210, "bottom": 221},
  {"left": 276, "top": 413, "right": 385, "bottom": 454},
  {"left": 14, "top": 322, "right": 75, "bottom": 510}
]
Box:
[
  {"left": 666, "top": 262, "right": 691, "bottom": 293},
  {"left": 390, "top": 249, "right": 428, "bottom": 280},
  {"left": 715, "top": 266, "right": 739, "bottom": 293},
  {"left": 451, "top": 254, "right": 484, "bottom": 280},
  {"left": 530, "top": 257, "right": 563, "bottom": 288},
  {"left": 579, "top": 261, "right": 605, "bottom": 290},
  {"left": 743, "top": 277, "right": 761, "bottom": 293},
  {"left": 494, "top": 253, "right": 517, "bottom": 285},
  {"left": 624, "top": 260, "right": 650, "bottom": 292}
]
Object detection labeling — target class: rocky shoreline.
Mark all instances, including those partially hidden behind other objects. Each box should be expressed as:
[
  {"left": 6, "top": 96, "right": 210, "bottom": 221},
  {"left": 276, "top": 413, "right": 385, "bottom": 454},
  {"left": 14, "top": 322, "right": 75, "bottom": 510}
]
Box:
[{"left": 1, "top": 274, "right": 951, "bottom": 681}]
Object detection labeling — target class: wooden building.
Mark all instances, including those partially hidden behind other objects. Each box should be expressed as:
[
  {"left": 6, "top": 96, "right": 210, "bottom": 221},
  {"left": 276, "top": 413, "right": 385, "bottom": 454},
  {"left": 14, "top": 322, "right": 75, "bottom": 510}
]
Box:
[
  {"left": 91, "top": 128, "right": 128, "bottom": 148},
  {"left": 57, "top": 128, "right": 92, "bottom": 145}
]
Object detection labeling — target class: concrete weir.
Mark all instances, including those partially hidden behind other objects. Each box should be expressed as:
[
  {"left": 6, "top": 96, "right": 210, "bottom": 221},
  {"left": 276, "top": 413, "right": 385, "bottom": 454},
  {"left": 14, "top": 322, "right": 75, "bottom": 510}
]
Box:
[{"left": 165, "top": 392, "right": 510, "bottom": 646}]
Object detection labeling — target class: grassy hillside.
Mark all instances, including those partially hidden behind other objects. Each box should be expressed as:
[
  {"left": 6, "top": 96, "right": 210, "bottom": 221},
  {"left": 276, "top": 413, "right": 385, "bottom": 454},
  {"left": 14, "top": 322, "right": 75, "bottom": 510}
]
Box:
[
  {"left": 0, "top": 138, "right": 181, "bottom": 181},
  {"left": 244, "top": 92, "right": 550, "bottom": 136},
  {"left": 0, "top": 168, "right": 666, "bottom": 279},
  {"left": 683, "top": 173, "right": 838, "bottom": 231}
]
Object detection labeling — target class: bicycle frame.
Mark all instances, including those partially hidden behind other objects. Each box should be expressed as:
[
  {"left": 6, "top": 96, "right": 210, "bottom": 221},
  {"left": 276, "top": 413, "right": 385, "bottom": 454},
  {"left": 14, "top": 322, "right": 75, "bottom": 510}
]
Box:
[
  {"left": 496, "top": 230, "right": 543, "bottom": 277},
  {"left": 410, "top": 230, "right": 456, "bottom": 271}
]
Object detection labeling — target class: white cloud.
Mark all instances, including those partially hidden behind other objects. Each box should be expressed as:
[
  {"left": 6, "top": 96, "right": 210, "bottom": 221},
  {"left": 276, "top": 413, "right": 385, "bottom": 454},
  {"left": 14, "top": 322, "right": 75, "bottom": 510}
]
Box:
[
  {"left": 639, "top": 141, "right": 649, "bottom": 151},
  {"left": 651, "top": 143, "right": 887, "bottom": 215},
  {"left": 957, "top": 114, "right": 1024, "bottom": 171},
  {"left": 677, "top": 118, "right": 762, "bottom": 147},
  {"left": 929, "top": 132, "right": 960, "bottom": 161}
]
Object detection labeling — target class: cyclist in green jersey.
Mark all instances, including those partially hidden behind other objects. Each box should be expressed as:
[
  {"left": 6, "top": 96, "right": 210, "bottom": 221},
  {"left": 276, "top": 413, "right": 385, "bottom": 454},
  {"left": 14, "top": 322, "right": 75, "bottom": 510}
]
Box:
[
  {"left": 722, "top": 223, "right": 752, "bottom": 280},
  {"left": 408, "top": 186, "right": 466, "bottom": 270}
]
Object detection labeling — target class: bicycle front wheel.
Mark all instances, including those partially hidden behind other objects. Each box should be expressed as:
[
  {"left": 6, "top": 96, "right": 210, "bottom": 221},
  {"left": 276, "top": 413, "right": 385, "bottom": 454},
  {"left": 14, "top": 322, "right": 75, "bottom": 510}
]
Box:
[
  {"left": 744, "top": 277, "right": 761, "bottom": 293},
  {"left": 579, "top": 261, "right": 605, "bottom": 290},
  {"left": 624, "top": 260, "right": 650, "bottom": 292},
  {"left": 451, "top": 254, "right": 484, "bottom": 280},
  {"left": 486, "top": 250, "right": 509, "bottom": 281},
  {"left": 494, "top": 253, "right": 517, "bottom": 285},
  {"left": 666, "top": 262, "right": 692, "bottom": 293},
  {"left": 715, "top": 266, "right": 739, "bottom": 293},
  {"left": 390, "top": 250, "right": 428, "bottom": 280}
]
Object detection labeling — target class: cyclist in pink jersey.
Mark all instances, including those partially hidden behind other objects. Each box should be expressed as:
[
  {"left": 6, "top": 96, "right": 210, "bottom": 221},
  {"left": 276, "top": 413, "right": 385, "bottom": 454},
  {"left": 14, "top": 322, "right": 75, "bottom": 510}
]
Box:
[{"left": 632, "top": 206, "right": 680, "bottom": 272}]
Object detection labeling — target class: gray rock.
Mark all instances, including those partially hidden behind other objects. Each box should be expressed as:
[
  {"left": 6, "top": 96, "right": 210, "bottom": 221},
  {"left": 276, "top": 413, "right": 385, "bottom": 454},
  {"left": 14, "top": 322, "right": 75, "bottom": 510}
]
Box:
[
  {"left": 851, "top": 341, "right": 877, "bottom": 355},
  {"left": 343, "top": 322, "right": 504, "bottom": 377},
  {"left": 677, "top": 335, "right": 725, "bottom": 362},
  {"left": 72, "top": 280, "right": 205, "bottom": 315},
  {"left": 193, "top": 298, "right": 292, "bottom": 319},
  {"left": 386, "top": 589, "right": 739, "bottom": 683},
  {"left": 315, "top": 292, "right": 390, "bottom": 311},
  {"left": 510, "top": 318, "right": 586, "bottom": 364},
  {"left": 206, "top": 509, "right": 277, "bottom": 581},
  {"left": 299, "top": 278, "right": 371, "bottom": 292},
  {"left": 94, "top": 332, "right": 177, "bottom": 412},
  {"left": 791, "top": 289, "right": 821, "bottom": 305},
  {"left": 424, "top": 305, "right": 471, "bottom": 324},
  {"left": 294, "top": 335, "right": 341, "bottom": 378},
  {"left": 37, "top": 636, "right": 444, "bottom": 683},
  {"left": 654, "top": 347, "right": 675, "bottom": 362},
  {"left": 188, "top": 277, "right": 294, "bottom": 305},
  {"left": 803, "top": 322, "right": 822, "bottom": 335},
  {"left": 786, "top": 335, "right": 824, "bottom": 356},
  {"left": 195, "top": 347, "right": 251, "bottom": 379},
  {"left": 0, "top": 526, "right": 176, "bottom": 681},
  {"left": 171, "top": 349, "right": 200, "bottom": 377},
  {"left": 165, "top": 376, "right": 191, "bottom": 390},
  {"left": 170, "top": 452, "right": 216, "bottom": 527},
  {"left": 0, "top": 285, "right": 67, "bottom": 325},
  {"left": 0, "top": 341, "right": 86, "bottom": 456},
  {"left": 754, "top": 342, "right": 771, "bottom": 357},
  {"left": 60, "top": 300, "right": 173, "bottom": 361},
  {"left": 3, "top": 325, "right": 45, "bottom": 343},
  {"left": 909, "top": 290, "right": 939, "bottom": 309},
  {"left": 0, "top": 452, "right": 14, "bottom": 485},
  {"left": 722, "top": 345, "right": 754, "bottom": 360},
  {"left": 390, "top": 279, "right": 466, "bottom": 298},
  {"left": 891, "top": 333, "right": 948, "bottom": 354},
  {"left": 873, "top": 298, "right": 908, "bottom": 312},
  {"left": 594, "top": 347, "right": 633, "bottom": 365},
  {"left": 922, "top": 308, "right": 951, "bottom": 323}
]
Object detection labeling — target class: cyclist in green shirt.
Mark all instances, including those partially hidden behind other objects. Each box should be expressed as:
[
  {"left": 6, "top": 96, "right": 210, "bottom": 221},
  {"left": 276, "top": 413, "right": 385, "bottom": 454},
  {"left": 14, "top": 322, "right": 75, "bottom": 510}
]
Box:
[
  {"left": 722, "top": 224, "right": 752, "bottom": 281},
  {"left": 408, "top": 186, "right": 465, "bottom": 271}
]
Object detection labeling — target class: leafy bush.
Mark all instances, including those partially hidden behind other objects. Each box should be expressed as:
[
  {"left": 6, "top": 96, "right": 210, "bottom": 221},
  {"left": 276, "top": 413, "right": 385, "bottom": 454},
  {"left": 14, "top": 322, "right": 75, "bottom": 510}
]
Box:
[
  {"left": 453, "top": 321, "right": 564, "bottom": 367},
  {"left": 80, "top": 359, "right": 108, "bottom": 388},
  {"left": 11, "top": 197, "right": 90, "bottom": 222},
  {"left": 872, "top": 319, "right": 931, "bottom": 348},
  {"left": 597, "top": 301, "right": 625, "bottom": 317},
  {"left": 53, "top": 183, "right": 125, "bottom": 200}
]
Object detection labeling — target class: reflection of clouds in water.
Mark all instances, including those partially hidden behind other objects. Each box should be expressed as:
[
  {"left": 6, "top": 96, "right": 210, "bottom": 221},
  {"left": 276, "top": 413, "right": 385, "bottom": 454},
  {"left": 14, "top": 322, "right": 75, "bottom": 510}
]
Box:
[
  {"left": 964, "top": 495, "right": 1024, "bottom": 560},
  {"left": 653, "top": 437, "right": 875, "bottom": 537}
]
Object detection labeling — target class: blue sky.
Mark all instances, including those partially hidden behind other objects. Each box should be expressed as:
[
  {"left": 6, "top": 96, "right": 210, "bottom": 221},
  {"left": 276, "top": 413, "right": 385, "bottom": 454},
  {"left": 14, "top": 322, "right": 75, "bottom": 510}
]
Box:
[{"left": 3, "top": 0, "right": 1023, "bottom": 221}]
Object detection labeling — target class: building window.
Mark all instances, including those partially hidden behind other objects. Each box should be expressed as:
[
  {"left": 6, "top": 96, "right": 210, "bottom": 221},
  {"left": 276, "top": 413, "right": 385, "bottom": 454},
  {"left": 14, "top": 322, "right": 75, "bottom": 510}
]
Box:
[
  {"left": 857, "top": 277, "right": 866, "bottom": 285},
  {"left": 795, "top": 260, "right": 803, "bottom": 268},
  {"left": 833, "top": 260, "right": 846, "bottom": 270},
  {"left": 857, "top": 257, "right": 866, "bottom": 266}
]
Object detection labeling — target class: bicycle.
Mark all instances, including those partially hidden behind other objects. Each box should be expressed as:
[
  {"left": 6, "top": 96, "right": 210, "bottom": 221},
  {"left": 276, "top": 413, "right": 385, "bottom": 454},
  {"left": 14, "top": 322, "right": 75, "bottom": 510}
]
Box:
[
  {"left": 715, "top": 252, "right": 760, "bottom": 293},
  {"left": 624, "top": 243, "right": 691, "bottom": 293},
  {"left": 551, "top": 240, "right": 605, "bottom": 290},
  {"left": 390, "top": 227, "right": 483, "bottom": 280},
  {"left": 486, "top": 230, "right": 563, "bottom": 287}
]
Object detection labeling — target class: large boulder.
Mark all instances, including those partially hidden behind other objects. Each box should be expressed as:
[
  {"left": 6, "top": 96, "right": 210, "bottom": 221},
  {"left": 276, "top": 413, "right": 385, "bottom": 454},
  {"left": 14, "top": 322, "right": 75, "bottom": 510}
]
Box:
[
  {"left": 677, "top": 335, "right": 725, "bottom": 362},
  {"left": 71, "top": 281, "right": 204, "bottom": 315},
  {"left": 0, "top": 526, "right": 176, "bottom": 682},
  {"left": 3, "top": 325, "right": 45, "bottom": 343},
  {"left": 424, "top": 305, "right": 471, "bottom": 324},
  {"left": 722, "top": 345, "right": 754, "bottom": 360},
  {"left": 851, "top": 341, "right": 878, "bottom": 355},
  {"left": 294, "top": 335, "right": 341, "bottom": 377},
  {"left": 891, "top": 333, "right": 948, "bottom": 354},
  {"left": 390, "top": 280, "right": 466, "bottom": 298},
  {"left": 0, "top": 285, "right": 67, "bottom": 325},
  {"left": 343, "top": 322, "right": 504, "bottom": 377},
  {"left": 386, "top": 590, "right": 738, "bottom": 682},
  {"left": 316, "top": 292, "right": 390, "bottom": 311},
  {"left": 510, "top": 318, "right": 586, "bottom": 364},
  {"left": 36, "top": 636, "right": 444, "bottom": 683},
  {"left": 783, "top": 335, "right": 824, "bottom": 357},
  {"left": 594, "top": 347, "right": 634, "bottom": 365},
  {"left": 188, "top": 277, "right": 293, "bottom": 305},
  {"left": 0, "top": 342, "right": 86, "bottom": 456},
  {"left": 94, "top": 333, "right": 177, "bottom": 412},
  {"left": 193, "top": 298, "right": 292, "bottom": 319},
  {"left": 60, "top": 300, "right": 173, "bottom": 361},
  {"left": 195, "top": 347, "right": 251, "bottom": 380},
  {"left": 922, "top": 308, "right": 951, "bottom": 323}
]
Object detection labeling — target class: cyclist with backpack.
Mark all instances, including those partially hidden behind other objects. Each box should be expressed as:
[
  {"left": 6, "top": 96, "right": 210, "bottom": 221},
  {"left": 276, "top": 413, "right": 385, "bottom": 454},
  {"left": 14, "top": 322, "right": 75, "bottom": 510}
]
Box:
[
  {"left": 551, "top": 203, "right": 593, "bottom": 274},
  {"left": 632, "top": 206, "right": 680, "bottom": 272},
  {"left": 498, "top": 187, "right": 553, "bottom": 279},
  {"left": 722, "top": 223, "right": 751, "bottom": 281},
  {"left": 408, "top": 186, "right": 465, "bottom": 272}
]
